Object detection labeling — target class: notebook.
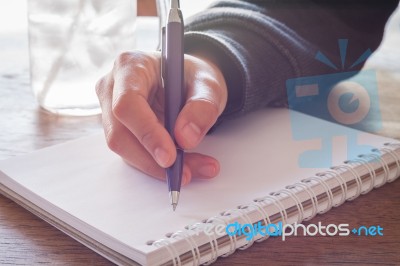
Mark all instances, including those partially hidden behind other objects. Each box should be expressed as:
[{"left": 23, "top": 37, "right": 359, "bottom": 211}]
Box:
[{"left": 0, "top": 108, "right": 399, "bottom": 265}]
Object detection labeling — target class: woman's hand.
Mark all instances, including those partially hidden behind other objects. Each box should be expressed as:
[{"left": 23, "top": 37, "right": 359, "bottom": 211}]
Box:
[{"left": 96, "top": 51, "right": 227, "bottom": 185}]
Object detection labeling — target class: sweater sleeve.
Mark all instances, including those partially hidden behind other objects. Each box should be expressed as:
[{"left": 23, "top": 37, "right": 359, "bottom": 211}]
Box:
[{"left": 183, "top": 0, "right": 397, "bottom": 119}]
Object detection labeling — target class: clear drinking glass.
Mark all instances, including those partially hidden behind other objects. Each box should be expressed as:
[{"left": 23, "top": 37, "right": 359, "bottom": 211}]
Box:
[{"left": 28, "top": 0, "right": 137, "bottom": 116}]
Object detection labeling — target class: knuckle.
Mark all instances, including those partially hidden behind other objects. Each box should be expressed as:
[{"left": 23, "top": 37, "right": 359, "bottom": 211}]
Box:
[
  {"left": 114, "top": 51, "right": 155, "bottom": 71},
  {"left": 113, "top": 52, "right": 158, "bottom": 95},
  {"left": 131, "top": 63, "right": 155, "bottom": 89},
  {"left": 125, "top": 52, "right": 157, "bottom": 84},
  {"left": 114, "top": 51, "right": 133, "bottom": 69},
  {"left": 132, "top": 64, "right": 149, "bottom": 82}
]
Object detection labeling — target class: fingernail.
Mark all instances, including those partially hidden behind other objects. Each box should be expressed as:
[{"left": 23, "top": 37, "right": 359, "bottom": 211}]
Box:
[
  {"left": 154, "top": 147, "right": 170, "bottom": 167},
  {"left": 182, "top": 122, "right": 201, "bottom": 146},
  {"left": 198, "top": 163, "right": 217, "bottom": 178}
]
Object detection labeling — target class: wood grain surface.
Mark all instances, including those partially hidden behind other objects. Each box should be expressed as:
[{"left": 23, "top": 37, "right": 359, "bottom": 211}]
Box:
[{"left": 0, "top": 2, "right": 399, "bottom": 265}]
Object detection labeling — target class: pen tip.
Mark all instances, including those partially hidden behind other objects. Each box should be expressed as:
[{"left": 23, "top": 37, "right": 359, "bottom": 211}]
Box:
[{"left": 169, "top": 191, "right": 180, "bottom": 211}]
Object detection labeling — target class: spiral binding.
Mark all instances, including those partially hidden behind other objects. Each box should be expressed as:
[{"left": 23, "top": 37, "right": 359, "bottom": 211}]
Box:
[
  {"left": 255, "top": 195, "right": 288, "bottom": 225},
  {"left": 302, "top": 176, "right": 335, "bottom": 214},
  {"left": 153, "top": 238, "right": 181, "bottom": 266},
  {"left": 286, "top": 182, "right": 318, "bottom": 221},
  {"left": 331, "top": 164, "right": 363, "bottom": 201},
  {"left": 379, "top": 148, "right": 400, "bottom": 182},
  {"left": 246, "top": 201, "right": 272, "bottom": 243},
  {"left": 171, "top": 230, "right": 201, "bottom": 265},
  {"left": 224, "top": 206, "right": 256, "bottom": 251},
  {"left": 151, "top": 143, "right": 400, "bottom": 265},
  {"left": 360, "top": 153, "right": 389, "bottom": 187},
  {"left": 316, "top": 169, "right": 347, "bottom": 207},
  {"left": 272, "top": 189, "right": 305, "bottom": 223},
  {"left": 206, "top": 215, "right": 237, "bottom": 257},
  {"left": 344, "top": 159, "right": 375, "bottom": 194}
]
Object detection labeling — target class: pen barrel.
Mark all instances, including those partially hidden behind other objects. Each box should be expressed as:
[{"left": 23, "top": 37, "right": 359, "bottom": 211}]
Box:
[
  {"left": 167, "top": 149, "right": 184, "bottom": 191},
  {"left": 164, "top": 21, "right": 184, "bottom": 144},
  {"left": 164, "top": 17, "right": 184, "bottom": 193}
]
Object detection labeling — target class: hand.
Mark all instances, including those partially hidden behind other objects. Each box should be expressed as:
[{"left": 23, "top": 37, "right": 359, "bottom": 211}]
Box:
[{"left": 96, "top": 51, "right": 228, "bottom": 185}]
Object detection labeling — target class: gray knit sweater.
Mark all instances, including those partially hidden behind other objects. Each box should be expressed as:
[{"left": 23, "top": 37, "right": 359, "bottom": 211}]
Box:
[{"left": 183, "top": 0, "right": 397, "bottom": 120}]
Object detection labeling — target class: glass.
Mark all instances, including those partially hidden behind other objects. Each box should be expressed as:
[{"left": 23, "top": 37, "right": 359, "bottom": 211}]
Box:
[{"left": 28, "top": 0, "right": 136, "bottom": 116}]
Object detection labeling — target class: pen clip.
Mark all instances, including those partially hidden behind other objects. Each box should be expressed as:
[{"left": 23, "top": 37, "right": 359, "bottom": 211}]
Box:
[
  {"left": 171, "top": 0, "right": 180, "bottom": 9},
  {"left": 161, "top": 26, "right": 166, "bottom": 89}
]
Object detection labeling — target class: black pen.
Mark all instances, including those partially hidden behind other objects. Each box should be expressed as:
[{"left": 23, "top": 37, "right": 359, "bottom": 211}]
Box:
[{"left": 161, "top": 0, "right": 184, "bottom": 211}]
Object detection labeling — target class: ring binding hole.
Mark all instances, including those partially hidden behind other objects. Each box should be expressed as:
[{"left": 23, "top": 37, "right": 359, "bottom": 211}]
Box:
[
  {"left": 146, "top": 240, "right": 155, "bottom": 246},
  {"left": 165, "top": 232, "right": 173, "bottom": 238}
]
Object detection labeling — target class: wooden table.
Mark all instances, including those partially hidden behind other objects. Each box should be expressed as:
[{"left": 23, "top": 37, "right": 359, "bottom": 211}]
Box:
[{"left": 1, "top": 2, "right": 399, "bottom": 265}]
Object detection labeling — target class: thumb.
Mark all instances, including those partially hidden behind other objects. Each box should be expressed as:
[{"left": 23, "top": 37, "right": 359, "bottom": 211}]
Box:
[
  {"left": 175, "top": 54, "right": 228, "bottom": 149},
  {"left": 175, "top": 100, "right": 220, "bottom": 149}
]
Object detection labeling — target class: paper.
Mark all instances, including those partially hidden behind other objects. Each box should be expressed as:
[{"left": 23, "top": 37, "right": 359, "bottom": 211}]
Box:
[{"left": 0, "top": 108, "right": 391, "bottom": 264}]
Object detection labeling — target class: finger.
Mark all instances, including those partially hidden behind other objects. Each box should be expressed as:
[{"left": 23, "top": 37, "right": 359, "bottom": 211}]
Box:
[
  {"left": 175, "top": 100, "right": 220, "bottom": 149},
  {"left": 96, "top": 69, "right": 218, "bottom": 184},
  {"left": 113, "top": 91, "right": 176, "bottom": 168},
  {"left": 112, "top": 127, "right": 167, "bottom": 180},
  {"left": 180, "top": 153, "right": 220, "bottom": 186},
  {"left": 96, "top": 71, "right": 166, "bottom": 179},
  {"left": 184, "top": 153, "right": 220, "bottom": 179},
  {"left": 111, "top": 52, "right": 176, "bottom": 168}
]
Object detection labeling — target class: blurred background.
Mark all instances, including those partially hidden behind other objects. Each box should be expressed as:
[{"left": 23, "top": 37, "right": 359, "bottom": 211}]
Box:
[{"left": 0, "top": 1, "right": 399, "bottom": 159}]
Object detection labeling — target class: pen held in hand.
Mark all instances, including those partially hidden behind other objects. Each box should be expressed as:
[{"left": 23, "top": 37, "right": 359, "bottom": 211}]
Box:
[{"left": 162, "top": 0, "right": 184, "bottom": 211}]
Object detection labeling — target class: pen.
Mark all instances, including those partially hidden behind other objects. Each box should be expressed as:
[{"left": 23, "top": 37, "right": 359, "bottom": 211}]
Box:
[{"left": 161, "top": 0, "right": 184, "bottom": 211}]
